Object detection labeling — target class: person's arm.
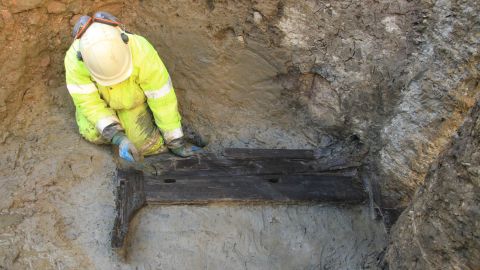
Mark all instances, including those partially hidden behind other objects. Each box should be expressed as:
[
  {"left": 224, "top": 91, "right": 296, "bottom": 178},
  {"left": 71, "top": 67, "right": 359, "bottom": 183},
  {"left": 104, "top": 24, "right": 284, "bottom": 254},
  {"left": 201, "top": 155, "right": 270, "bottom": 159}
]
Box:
[
  {"left": 136, "top": 37, "right": 183, "bottom": 144},
  {"left": 64, "top": 42, "right": 122, "bottom": 140}
]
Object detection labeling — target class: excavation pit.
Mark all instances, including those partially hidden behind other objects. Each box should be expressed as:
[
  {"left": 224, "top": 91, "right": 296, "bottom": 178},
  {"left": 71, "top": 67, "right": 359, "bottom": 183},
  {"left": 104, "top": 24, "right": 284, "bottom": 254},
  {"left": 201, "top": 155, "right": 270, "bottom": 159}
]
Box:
[{"left": 0, "top": 0, "right": 478, "bottom": 269}]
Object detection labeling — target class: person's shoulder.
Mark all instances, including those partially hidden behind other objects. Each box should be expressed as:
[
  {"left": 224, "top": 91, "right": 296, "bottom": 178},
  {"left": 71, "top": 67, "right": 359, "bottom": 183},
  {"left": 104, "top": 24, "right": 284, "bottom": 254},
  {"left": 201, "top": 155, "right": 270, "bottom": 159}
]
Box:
[
  {"left": 64, "top": 40, "right": 91, "bottom": 80},
  {"left": 129, "top": 34, "right": 158, "bottom": 65},
  {"left": 129, "top": 34, "right": 155, "bottom": 50}
]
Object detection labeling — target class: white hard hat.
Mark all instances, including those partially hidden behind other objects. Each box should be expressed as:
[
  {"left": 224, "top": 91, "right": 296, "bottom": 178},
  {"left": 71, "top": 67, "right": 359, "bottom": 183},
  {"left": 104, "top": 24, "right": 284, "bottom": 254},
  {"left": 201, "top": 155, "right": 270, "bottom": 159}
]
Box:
[{"left": 79, "top": 22, "right": 132, "bottom": 86}]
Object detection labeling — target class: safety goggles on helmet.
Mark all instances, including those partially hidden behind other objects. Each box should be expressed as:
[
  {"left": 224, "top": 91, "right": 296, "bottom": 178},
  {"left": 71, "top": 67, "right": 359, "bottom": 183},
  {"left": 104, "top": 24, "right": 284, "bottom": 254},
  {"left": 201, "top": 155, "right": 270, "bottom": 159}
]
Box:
[{"left": 72, "top": 12, "right": 123, "bottom": 39}]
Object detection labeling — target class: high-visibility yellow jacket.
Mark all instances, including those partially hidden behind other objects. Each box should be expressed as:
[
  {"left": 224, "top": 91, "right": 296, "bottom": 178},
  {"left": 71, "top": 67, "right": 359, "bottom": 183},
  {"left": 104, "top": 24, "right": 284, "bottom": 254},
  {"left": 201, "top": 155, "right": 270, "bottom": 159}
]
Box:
[{"left": 64, "top": 34, "right": 183, "bottom": 143}]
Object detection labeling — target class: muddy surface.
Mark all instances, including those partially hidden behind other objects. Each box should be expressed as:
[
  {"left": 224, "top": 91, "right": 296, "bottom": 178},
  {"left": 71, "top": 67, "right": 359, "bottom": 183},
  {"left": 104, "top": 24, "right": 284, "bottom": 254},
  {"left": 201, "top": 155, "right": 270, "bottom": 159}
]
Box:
[
  {"left": 126, "top": 205, "right": 385, "bottom": 270},
  {"left": 0, "top": 83, "right": 386, "bottom": 268},
  {"left": 0, "top": 0, "right": 479, "bottom": 269},
  {"left": 0, "top": 85, "right": 387, "bottom": 268}
]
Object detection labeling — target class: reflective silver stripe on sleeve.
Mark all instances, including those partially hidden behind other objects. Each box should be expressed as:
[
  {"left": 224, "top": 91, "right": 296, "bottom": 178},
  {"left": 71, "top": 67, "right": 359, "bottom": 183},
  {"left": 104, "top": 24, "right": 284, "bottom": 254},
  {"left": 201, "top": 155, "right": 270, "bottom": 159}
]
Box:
[
  {"left": 163, "top": 127, "right": 184, "bottom": 143},
  {"left": 96, "top": 116, "right": 121, "bottom": 134},
  {"left": 144, "top": 78, "right": 172, "bottom": 99},
  {"left": 67, "top": 83, "right": 97, "bottom": 94}
]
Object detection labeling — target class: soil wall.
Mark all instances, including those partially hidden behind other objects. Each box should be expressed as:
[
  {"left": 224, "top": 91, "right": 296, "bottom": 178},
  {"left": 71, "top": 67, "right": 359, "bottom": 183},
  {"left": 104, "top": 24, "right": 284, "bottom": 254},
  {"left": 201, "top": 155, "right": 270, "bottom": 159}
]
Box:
[{"left": 385, "top": 101, "right": 480, "bottom": 269}]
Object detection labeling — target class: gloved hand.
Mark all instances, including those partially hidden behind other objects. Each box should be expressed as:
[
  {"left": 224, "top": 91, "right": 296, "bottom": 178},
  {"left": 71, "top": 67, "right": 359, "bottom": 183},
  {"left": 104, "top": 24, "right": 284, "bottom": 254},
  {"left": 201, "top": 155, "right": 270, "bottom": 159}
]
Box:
[
  {"left": 112, "top": 132, "right": 142, "bottom": 162},
  {"left": 167, "top": 137, "right": 202, "bottom": 157}
]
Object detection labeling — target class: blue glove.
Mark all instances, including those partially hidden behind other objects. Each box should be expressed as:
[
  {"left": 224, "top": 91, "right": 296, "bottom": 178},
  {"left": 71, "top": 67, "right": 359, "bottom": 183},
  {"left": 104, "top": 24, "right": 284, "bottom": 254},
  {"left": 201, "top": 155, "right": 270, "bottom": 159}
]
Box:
[
  {"left": 112, "top": 133, "right": 142, "bottom": 162},
  {"left": 167, "top": 138, "right": 203, "bottom": 157}
]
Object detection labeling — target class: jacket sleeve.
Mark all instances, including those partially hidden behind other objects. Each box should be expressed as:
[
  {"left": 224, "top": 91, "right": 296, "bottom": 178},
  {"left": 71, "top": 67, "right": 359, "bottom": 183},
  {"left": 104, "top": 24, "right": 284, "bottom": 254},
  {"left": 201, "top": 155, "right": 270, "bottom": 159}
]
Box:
[
  {"left": 64, "top": 41, "right": 122, "bottom": 139},
  {"left": 136, "top": 37, "right": 183, "bottom": 143}
]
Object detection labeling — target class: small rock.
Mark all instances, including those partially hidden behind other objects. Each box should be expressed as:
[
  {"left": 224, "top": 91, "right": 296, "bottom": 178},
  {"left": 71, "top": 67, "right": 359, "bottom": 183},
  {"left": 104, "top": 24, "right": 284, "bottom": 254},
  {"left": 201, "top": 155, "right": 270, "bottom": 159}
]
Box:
[
  {"left": 48, "top": 79, "right": 56, "bottom": 87},
  {"left": 47, "top": 1, "right": 67, "bottom": 14},
  {"left": 40, "top": 55, "right": 50, "bottom": 67},
  {"left": 253, "top": 11, "right": 263, "bottom": 24}
]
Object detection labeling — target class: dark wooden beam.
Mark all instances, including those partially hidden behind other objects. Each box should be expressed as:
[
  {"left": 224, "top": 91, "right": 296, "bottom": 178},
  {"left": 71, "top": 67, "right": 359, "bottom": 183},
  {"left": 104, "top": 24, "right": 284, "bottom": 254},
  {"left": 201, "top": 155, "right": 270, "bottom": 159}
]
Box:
[
  {"left": 111, "top": 169, "right": 146, "bottom": 249},
  {"left": 144, "top": 174, "right": 366, "bottom": 205},
  {"left": 111, "top": 149, "right": 368, "bottom": 250}
]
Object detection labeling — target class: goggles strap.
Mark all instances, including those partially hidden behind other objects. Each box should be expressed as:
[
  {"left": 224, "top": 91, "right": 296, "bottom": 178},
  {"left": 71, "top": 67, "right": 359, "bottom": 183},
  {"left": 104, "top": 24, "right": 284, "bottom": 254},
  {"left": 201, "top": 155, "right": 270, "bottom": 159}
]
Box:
[
  {"left": 75, "top": 17, "right": 122, "bottom": 40},
  {"left": 93, "top": 17, "right": 121, "bottom": 27},
  {"left": 74, "top": 17, "right": 93, "bottom": 40}
]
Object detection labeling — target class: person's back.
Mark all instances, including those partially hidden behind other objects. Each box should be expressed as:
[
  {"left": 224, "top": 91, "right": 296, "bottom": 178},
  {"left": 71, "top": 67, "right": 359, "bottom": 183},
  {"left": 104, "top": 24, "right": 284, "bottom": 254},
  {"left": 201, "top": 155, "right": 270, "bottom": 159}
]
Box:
[{"left": 65, "top": 11, "right": 201, "bottom": 162}]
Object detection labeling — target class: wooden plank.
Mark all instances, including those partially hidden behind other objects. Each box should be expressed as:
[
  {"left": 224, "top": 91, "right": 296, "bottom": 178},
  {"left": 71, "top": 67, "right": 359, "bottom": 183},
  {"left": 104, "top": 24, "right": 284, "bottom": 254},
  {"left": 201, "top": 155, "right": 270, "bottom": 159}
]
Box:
[
  {"left": 111, "top": 169, "right": 146, "bottom": 249},
  {"left": 151, "top": 157, "right": 318, "bottom": 177},
  {"left": 145, "top": 154, "right": 357, "bottom": 178},
  {"left": 223, "top": 148, "right": 316, "bottom": 159},
  {"left": 112, "top": 148, "right": 367, "bottom": 250},
  {"left": 143, "top": 174, "right": 366, "bottom": 205}
]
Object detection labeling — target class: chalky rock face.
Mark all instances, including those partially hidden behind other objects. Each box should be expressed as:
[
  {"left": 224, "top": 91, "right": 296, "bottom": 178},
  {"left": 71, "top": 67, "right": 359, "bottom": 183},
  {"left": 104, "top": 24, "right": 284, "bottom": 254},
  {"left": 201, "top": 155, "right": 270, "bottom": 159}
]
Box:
[
  {"left": 375, "top": 0, "right": 480, "bottom": 207},
  {"left": 385, "top": 102, "right": 480, "bottom": 269}
]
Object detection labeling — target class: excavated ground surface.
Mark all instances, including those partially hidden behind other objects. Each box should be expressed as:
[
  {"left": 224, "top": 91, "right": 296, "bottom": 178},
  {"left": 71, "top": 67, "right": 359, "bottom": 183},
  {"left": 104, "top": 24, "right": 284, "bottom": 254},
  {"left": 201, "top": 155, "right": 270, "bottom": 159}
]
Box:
[
  {"left": 0, "top": 88, "right": 386, "bottom": 269},
  {"left": 0, "top": 0, "right": 479, "bottom": 269}
]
